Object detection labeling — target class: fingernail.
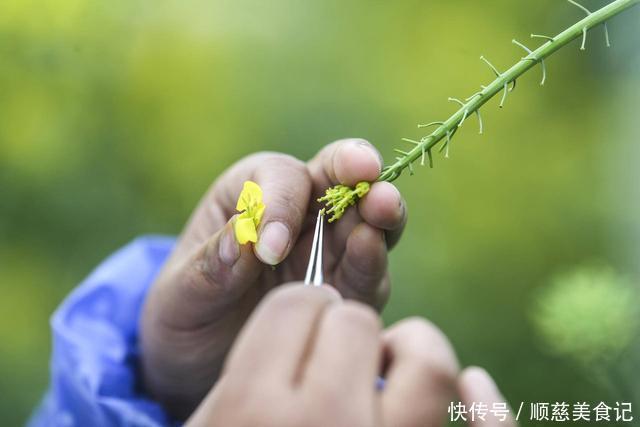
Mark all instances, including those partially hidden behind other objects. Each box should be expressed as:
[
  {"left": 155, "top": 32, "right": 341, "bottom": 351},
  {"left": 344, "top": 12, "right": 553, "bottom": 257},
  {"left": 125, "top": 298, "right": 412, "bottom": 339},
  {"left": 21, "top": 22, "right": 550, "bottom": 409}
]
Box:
[
  {"left": 219, "top": 225, "right": 240, "bottom": 266},
  {"left": 256, "top": 222, "right": 290, "bottom": 265},
  {"left": 355, "top": 140, "right": 383, "bottom": 173}
]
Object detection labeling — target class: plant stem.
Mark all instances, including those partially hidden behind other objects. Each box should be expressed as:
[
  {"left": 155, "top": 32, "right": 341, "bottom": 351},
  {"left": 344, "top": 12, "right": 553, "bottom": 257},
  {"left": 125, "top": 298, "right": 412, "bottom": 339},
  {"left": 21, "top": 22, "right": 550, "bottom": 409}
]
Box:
[{"left": 378, "top": 0, "right": 640, "bottom": 182}]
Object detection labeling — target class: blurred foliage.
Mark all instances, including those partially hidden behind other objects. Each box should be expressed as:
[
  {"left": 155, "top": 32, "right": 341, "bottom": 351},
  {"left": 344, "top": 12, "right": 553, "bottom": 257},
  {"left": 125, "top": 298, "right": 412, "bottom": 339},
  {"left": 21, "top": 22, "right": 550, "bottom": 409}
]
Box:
[
  {"left": 1, "top": 0, "right": 639, "bottom": 425},
  {"left": 532, "top": 265, "right": 639, "bottom": 367},
  {"left": 531, "top": 264, "right": 640, "bottom": 410}
]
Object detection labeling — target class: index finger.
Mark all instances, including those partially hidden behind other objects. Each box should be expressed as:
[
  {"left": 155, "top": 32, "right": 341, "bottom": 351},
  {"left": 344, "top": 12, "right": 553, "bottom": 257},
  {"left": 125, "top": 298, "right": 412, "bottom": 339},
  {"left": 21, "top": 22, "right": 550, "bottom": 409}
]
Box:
[{"left": 222, "top": 284, "right": 340, "bottom": 386}]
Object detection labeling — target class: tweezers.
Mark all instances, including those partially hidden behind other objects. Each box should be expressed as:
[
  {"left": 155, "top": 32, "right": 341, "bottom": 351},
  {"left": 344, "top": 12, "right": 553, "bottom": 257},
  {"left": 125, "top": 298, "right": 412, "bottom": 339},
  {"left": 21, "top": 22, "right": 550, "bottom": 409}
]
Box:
[
  {"left": 304, "top": 210, "right": 325, "bottom": 286},
  {"left": 303, "top": 209, "right": 386, "bottom": 390}
]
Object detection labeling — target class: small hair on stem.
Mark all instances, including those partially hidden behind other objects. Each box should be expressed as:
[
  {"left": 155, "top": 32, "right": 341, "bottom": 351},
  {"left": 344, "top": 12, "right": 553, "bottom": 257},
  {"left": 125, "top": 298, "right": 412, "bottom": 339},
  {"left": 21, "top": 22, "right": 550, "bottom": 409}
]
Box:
[
  {"left": 568, "top": 0, "right": 592, "bottom": 16},
  {"left": 513, "top": 39, "right": 547, "bottom": 85},
  {"left": 568, "top": 0, "right": 611, "bottom": 49},
  {"left": 439, "top": 127, "right": 458, "bottom": 156},
  {"left": 417, "top": 121, "right": 444, "bottom": 129},
  {"left": 480, "top": 55, "right": 501, "bottom": 77},
  {"left": 401, "top": 137, "right": 420, "bottom": 146},
  {"left": 372, "top": 0, "right": 627, "bottom": 190},
  {"left": 499, "top": 83, "right": 509, "bottom": 108},
  {"left": 531, "top": 34, "right": 554, "bottom": 42},
  {"left": 465, "top": 91, "right": 483, "bottom": 102},
  {"left": 439, "top": 130, "right": 452, "bottom": 158},
  {"left": 447, "top": 97, "right": 468, "bottom": 127},
  {"left": 449, "top": 97, "right": 483, "bottom": 134}
]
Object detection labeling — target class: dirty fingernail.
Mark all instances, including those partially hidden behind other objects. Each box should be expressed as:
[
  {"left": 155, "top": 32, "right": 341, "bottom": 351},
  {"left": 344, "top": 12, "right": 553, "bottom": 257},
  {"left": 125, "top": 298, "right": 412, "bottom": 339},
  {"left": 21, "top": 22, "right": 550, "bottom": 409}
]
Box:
[{"left": 256, "top": 222, "right": 290, "bottom": 265}]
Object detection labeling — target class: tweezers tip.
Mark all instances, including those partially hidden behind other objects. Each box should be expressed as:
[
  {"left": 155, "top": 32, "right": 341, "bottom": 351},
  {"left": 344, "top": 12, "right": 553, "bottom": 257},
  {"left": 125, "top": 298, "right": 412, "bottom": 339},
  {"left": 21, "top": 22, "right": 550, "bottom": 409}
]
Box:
[{"left": 305, "top": 209, "right": 325, "bottom": 286}]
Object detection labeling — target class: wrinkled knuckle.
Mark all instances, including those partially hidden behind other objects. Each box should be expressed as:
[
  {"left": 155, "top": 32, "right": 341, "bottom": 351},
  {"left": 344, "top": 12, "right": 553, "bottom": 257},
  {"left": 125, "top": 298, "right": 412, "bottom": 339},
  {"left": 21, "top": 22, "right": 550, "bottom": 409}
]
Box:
[{"left": 188, "top": 248, "right": 229, "bottom": 294}]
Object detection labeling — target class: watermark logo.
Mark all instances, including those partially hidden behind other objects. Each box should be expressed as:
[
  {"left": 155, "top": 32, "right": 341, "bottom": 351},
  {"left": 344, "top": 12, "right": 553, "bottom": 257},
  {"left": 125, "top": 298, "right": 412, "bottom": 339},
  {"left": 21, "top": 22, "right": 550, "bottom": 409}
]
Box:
[{"left": 448, "top": 401, "right": 633, "bottom": 423}]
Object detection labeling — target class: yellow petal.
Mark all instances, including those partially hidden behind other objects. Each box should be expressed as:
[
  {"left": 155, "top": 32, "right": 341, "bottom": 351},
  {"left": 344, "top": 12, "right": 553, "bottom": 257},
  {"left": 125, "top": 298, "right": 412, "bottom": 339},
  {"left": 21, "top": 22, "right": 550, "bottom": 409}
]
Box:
[
  {"left": 254, "top": 202, "right": 265, "bottom": 226},
  {"left": 234, "top": 217, "right": 257, "bottom": 244},
  {"left": 236, "top": 181, "right": 263, "bottom": 212}
]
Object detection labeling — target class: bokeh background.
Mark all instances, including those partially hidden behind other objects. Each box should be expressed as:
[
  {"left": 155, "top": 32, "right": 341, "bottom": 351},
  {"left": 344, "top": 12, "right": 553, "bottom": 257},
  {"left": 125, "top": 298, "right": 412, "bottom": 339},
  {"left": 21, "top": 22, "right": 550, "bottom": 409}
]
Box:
[{"left": 1, "top": 0, "right": 639, "bottom": 425}]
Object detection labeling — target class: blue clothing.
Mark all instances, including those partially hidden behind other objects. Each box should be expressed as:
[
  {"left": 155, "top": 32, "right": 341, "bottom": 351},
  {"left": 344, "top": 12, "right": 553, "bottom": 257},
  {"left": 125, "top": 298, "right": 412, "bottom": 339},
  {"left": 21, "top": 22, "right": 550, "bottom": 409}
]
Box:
[{"left": 29, "top": 236, "right": 177, "bottom": 427}]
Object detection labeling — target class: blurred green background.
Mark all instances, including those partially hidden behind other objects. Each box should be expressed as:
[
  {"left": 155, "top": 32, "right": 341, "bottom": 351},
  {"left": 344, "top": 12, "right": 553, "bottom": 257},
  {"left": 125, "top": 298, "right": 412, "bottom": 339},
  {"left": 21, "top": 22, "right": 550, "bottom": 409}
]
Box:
[{"left": 1, "top": 0, "right": 639, "bottom": 425}]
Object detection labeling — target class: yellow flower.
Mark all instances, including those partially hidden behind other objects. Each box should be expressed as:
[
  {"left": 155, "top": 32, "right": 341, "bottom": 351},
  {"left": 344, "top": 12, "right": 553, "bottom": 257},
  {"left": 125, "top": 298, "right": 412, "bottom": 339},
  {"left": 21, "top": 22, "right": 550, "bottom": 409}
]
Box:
[{"left": 234, "top": 181, "right": 266, "bottom": 244}]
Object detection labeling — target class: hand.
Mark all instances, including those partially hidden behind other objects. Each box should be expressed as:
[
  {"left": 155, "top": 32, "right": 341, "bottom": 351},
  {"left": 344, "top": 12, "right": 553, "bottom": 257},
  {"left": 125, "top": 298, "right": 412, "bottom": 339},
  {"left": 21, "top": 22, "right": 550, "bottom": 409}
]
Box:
[
  {"left": 186, "top": 285, "right": 517, "bottom": 427},
  {"left": 141, "top": 139, "right": 408, "bottom": 418}
]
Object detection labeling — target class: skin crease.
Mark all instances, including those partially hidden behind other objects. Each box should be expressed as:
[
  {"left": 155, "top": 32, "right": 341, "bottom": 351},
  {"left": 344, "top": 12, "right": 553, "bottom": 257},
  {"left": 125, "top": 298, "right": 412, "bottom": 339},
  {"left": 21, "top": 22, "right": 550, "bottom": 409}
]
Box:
[
  {"left": 140, "top": 139, "right": 409, "bottom": 419},
  {"left": 185, "top": 285, "right": 517, "bottom": 427}
]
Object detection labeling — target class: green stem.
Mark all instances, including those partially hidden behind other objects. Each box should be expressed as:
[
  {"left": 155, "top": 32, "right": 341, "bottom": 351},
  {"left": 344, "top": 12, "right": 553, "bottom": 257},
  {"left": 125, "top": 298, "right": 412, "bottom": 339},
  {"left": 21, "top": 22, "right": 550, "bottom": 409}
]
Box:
[{"left": 378, "top": 0, "right": 640, "bottom": 182}]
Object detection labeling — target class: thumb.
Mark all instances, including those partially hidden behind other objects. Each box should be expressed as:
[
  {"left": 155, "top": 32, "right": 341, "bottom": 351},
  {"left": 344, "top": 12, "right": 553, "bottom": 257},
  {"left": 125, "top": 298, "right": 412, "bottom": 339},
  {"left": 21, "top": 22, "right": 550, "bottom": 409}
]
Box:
[
  {"left": 140, "top": 217, "right": 265, "bottom": 418},
  {"left": 148, "top": 215, "right": 264, "bottom": 330}
]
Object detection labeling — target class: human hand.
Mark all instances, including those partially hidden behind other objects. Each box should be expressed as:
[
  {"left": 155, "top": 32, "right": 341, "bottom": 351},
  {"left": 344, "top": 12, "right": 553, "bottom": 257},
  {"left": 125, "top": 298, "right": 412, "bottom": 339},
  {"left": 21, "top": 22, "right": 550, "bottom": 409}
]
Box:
[
  {"left": 141, "top": 139, "right": 407, "bottom": 418},
  {"left": 186, "top": 285, "right": 516, "bottom": 427}
]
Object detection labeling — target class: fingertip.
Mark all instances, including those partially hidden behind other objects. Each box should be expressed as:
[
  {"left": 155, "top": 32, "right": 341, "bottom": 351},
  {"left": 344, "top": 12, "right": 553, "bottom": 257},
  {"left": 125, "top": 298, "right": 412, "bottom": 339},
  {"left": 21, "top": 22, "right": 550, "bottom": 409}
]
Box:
[
  {"left": 330, "top": 221, "right": 388, "bottom": 307},
  {"left": 460, "top": 366, "right": 491, "bottom": 382},
  {"left": 459, "top": 366, "right": 502, "bottom": 398},
  {"left": 255, "top": 221, "right": 291, "bottom": 265},
  {"left": 359, "top": 182, "right": 404, "bottom": 230},
  {"left": 458, "top": 366, "right": 517, "bottom": 427},
  {"left": 334, "top": 139, "right": 382, "bottom": 186},
  {"left": 340, "top": 222, "right": 388, "bottom": 286},
  {"left": 349, "top": 223, "right": 386, "bottom": 262}
]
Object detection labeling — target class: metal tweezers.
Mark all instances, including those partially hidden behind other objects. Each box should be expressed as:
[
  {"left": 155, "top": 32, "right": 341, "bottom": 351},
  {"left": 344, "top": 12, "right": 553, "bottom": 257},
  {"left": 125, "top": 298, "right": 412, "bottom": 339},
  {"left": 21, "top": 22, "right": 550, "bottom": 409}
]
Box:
[
  {"left": 303, "top": 209, "right": 386, "bottom": 390},
  {"left": 304, "top": 210, "right": 325, "bottom": 286}
]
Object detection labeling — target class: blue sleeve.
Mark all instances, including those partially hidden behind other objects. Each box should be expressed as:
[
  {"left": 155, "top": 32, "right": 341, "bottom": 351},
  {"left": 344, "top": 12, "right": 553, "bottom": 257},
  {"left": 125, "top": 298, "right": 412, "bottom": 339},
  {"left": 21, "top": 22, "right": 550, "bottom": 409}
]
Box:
[{"left": 28, "top": 236, "right": 179, "bottom": 427}]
